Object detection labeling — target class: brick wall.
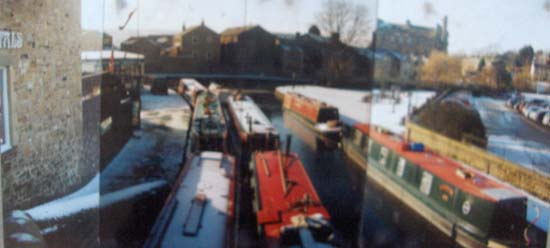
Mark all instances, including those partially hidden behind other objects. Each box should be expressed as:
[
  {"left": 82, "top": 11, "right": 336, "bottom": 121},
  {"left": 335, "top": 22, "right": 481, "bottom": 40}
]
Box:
[{"left": 1, "top": 0, "right": 95, "bottom": 210}]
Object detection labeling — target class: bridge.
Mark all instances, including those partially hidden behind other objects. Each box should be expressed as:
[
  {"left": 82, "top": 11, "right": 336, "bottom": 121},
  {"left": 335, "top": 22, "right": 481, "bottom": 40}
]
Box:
[{"left": 145, "top": 72, "right": 314, "bottom": 88}]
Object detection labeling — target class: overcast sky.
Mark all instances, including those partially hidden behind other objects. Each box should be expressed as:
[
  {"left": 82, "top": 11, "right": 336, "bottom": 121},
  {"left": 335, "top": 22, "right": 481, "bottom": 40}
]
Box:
[{"left": 82, "top": 0, "right": 550, "bottom": 54}]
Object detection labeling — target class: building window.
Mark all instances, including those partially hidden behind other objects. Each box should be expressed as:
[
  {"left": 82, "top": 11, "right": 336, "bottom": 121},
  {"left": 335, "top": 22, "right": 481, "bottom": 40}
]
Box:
[
  {"left": 1, "top": 66, "right": 11, "bottom": 153},
  {"left": 192, "top": 37, "right": 198, "bottom": 44},
  {"left": 206, "top": 52, "right": 212, "bottom": 61}
]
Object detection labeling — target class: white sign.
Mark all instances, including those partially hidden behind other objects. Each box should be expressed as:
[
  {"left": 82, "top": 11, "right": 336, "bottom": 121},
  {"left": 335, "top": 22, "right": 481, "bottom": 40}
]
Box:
[{"left": 0, "top": 31, "right": 23, "bottom": 49}]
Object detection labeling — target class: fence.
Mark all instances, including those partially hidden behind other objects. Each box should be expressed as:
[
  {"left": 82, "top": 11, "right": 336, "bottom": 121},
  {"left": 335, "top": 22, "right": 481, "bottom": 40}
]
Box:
[{"left": 405, "top": 121, "right": 550, "bottom": 201}]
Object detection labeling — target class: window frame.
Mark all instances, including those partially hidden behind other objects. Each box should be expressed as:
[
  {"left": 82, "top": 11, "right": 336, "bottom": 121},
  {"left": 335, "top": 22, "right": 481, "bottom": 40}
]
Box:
[{"left": 1, "top": 66, "right": 11, "bottom": 153}]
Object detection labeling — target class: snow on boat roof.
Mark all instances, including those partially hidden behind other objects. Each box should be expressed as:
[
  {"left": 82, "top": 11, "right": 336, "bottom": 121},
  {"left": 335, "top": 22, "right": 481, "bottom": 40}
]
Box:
[
  {"left": 155, "top": 152, "right": 233, "bottom": 248},
  {"left": 228, "top": 96, "right": 277, "bottom": 135}
]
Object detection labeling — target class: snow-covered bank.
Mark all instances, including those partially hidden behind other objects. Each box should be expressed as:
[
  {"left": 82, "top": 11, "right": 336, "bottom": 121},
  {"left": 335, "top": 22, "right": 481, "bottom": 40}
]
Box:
[
  {"left": 277, "top": 85, "right": 434, "bottom": 134},
  {"left": 101, "top": 87, "right": 190, "bottom": 192},
  {"left": 16, "top": 87, "right": 190, "bottom": 228},
  {"left": 471, "top": 97, "right": 550, "bottom": 176}
]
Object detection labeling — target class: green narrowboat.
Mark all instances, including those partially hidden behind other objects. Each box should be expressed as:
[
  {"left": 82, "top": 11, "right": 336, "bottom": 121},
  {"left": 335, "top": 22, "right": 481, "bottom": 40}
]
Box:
[
  {"left": 343, "top": 123, "right": 527, "bottom": 248},
  {"left": 190, "top": 91, "right": 227, "bottom": 152}
]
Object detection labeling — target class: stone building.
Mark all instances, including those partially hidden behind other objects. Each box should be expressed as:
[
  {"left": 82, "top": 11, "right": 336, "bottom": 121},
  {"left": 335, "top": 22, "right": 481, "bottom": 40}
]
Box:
[
  {"left": 1, "top": 1, "right": 94, "bottom": 210},
  {"left": 364, "top": 48, "right": 415, "bottom": 84},
  {"left": 531, "top": 52, "right": 550, "bottom": 82},
  {"left": 376, "top": 17, "right": 449, "bottom": 57},
  {"left": 220, "top": 25, "right": 279, "bottom": 74},
  {"left": 121, "top": 35, "right": 172, "bottom": 72},
  {"left": 172, "top": 22, "right": 220, "bottom": 67},
  {"left": 275, "top": 33, "right": 305, "bottom": 77},
  {"left": 296, "top": 30, "right": 371, "bottom": 85}
]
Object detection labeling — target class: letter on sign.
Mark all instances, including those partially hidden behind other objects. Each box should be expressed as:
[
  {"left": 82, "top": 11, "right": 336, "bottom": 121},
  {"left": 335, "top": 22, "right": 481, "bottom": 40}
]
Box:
[{"left": 0, "top": 31, "right": 23, "bottom": 49}]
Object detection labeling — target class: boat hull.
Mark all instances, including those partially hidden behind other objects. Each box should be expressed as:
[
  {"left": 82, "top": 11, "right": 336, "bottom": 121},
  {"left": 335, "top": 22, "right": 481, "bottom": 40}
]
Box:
[
  {"left": 342, "top": 124, "right": 526, "bottom": 248},
  {"left": 282, "top": 93, "right": 341, "bottom": 140}
]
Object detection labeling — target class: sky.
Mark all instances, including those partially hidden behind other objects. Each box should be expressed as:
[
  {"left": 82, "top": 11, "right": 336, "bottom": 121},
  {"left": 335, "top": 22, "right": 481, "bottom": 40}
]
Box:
[{"left": 82, "top": 0, "right": 550, "bottom": 54}]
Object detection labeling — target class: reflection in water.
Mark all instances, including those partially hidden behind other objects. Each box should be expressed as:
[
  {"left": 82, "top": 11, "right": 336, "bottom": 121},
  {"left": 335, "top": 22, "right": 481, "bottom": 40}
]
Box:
[
  {"left": 282, "top": 110, "right": 339, "bottom": 152},
  {"left": 253, "top": 93, "right": 453, "bottom": 248}
]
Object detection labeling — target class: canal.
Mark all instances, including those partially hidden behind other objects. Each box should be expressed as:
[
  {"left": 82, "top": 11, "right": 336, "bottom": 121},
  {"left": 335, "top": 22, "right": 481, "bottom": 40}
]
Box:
[{"left": 250, "top": 91, "right": 456, "bottom": 248}]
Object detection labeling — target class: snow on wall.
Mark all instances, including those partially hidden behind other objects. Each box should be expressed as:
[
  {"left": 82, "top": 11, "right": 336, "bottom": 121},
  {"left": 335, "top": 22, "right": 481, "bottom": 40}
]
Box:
[{"left": 25, "top": 180, "right": 166, "bottom": 221}]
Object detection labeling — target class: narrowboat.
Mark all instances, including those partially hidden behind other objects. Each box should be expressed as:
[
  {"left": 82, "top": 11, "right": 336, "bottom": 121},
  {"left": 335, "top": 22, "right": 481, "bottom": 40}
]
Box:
[
  {"left": 250, "top": 150, "right": 339, "bottom": 247},
  {"left": 343, "top": 123, "right": 527, "bottom": 247},
  {"left": 282, "top": 92, "right": 341, "bottom": 140},
  {"left": 144, "top": 152, "right": 236, "bottom": 248},
  {"left": 227, "top": 94, "right": 279, "bottom": 150},
  {"left": 190, "top": 91, "right": 227, "bottom": 152},
  {"left": 283, "top": 110, "right": 338, "bottom": 151},
  {"left": 178, "top": 78, "right": 205, "bottom": 106}
]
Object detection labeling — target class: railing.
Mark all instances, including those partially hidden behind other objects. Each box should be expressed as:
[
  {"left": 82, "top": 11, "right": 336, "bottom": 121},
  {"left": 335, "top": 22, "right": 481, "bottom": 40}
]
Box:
[{"left": 406, "top": 121, "right": 550, "bottom": 201}]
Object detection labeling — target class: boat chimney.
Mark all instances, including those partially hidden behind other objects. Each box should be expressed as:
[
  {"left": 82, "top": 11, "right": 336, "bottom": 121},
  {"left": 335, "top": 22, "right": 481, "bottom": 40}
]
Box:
[
  {"left": 248, "top": 116, "right": 253, "bottom": 133},
  {"left": 285, "top": 135, "right": 292, "bottom": 156}
]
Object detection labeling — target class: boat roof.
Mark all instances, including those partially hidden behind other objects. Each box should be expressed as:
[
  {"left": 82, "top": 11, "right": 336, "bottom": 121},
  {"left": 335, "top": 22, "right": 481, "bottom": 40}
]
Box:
[
  {"left": 253, "top": 151, "right": 330, "bottom": 240},
  {"left": 194, "top": 91, "right": 224, "bottom": 121},
  {"left": 150, "top": 152, "right": 234, "bottom": 248},
  {"left": 180, "top": 78, "right": 205, "bottom": 91},
  {"left": 285, "top": 92, "right": 338, "bottom": 110},
  {"left": 228, "top": 96, "right": 278, "bottom": 135},
  {"left": 364, "top": 124, "right": 525, "bottom": 203}
]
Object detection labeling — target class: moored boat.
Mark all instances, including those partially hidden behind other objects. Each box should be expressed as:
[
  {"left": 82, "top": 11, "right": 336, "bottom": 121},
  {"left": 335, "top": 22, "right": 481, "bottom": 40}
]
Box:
[
  {"left": 178, "top": 78, "right": 205, "bottom": 106},
  {"left": 344, "top": 123, "right": 527, "bottom": 247},
  {"left": 283, "top": 110, "right": 338, "bottom": 151},
  {"left": 282, "top": 92, "right": 341, "bottom": 140},
  {"left": 227, "top": 93, "right": 278, "bottom": 150},
  {"left": 190, "top": 91, "right": 227, "bottom": 152},
  {"left": 250, "top": 150, "right": 339, "bottom": 247},
  {"left": 144, "top": 152, "right": 236, "bottom": 248}
]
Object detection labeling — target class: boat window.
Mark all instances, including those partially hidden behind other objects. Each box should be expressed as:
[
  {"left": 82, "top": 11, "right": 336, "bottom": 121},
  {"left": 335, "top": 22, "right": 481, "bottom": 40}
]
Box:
[
  {"left": 420, "top": 172, "right": 434, "bottom": 195},
  {"left": 396, "top": 158, "right": 406, "bottom": 177},
  {"left": 317, "top": 108, "right": 339, "bottom": 123},
  {"left": 379, "top": 147, "right": 389, "bottom": 166}
]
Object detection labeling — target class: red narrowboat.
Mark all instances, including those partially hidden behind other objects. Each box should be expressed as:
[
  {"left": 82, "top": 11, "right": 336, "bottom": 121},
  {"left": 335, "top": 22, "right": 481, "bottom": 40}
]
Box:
[
  {"left": 250, "top": 150, "right": 339, "bottom": 247},
  {"left": 282, "top": 92, "right": 341, "bottom": 139}
]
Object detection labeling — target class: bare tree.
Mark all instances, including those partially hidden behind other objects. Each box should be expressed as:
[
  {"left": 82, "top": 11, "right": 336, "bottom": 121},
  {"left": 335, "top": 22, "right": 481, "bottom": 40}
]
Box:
[{"left": 316, "top": 0, "right": 371, "bottom": 46}]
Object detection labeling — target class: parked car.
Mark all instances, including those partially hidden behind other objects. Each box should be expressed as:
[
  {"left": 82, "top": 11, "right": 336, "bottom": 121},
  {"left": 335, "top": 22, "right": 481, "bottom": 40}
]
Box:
[
  {"left": 528, "top": 107, "right": 545, "bottom": 120},
  {"left": 523, "top": 105, "right": 537, "bottom": 117},
  {"left": 543, "top": 113, "right": 550, "bottom": 127},
  {"left": 506, "top": 96, "right": 522, "bottom": 108},
  {"left": 535, "top": 110, "right": 550, "bottom": 123}
]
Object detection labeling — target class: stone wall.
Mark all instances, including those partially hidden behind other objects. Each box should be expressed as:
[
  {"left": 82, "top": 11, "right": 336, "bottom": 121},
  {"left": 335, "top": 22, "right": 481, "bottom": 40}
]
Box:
[{"left": 0, "top": 0, "right": 94, "bottom": 210}]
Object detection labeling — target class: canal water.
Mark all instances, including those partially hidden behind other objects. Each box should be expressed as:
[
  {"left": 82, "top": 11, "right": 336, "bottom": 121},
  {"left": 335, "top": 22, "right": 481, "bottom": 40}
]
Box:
[{"left": 250, "top": 92, "right": 455, "bottom": 248}]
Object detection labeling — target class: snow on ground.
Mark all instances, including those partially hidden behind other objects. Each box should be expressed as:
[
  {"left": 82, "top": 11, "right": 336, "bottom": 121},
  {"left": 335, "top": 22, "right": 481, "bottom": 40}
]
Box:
[
  {"left": 22, "top": 87, "right": 190, "bottom": 222},
  {"left": 101, "top": 87, "right": 190, "bottom": 192},
  {"left": 471, "top": 96, "right": 550, "bottom": 176},
  {"left": 277, "top": 85, "right": 435, "bottom": 134},
  {"left": 487, "top": 135, "right": 550, "bottom": 174}
]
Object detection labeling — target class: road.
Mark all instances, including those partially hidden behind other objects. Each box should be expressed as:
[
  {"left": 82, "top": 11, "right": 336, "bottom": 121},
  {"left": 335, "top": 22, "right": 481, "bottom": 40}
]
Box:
[{"left": 472, "top": 97, "right": 550, "bottom": 175}]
